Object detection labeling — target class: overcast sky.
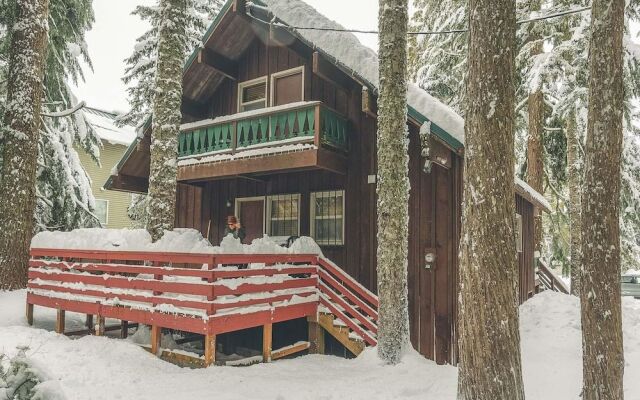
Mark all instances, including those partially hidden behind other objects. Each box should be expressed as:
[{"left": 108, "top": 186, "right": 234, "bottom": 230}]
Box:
[{"left": 73, "top": 1, "right": 639, "bottom": 114}]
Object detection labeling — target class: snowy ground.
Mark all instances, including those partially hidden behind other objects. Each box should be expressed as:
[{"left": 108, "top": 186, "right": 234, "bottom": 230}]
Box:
[{"left": 0, "top": 291, "right": 639, "bottom": 400}]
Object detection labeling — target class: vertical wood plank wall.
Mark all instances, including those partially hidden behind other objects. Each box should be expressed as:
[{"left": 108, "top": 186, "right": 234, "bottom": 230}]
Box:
[{"left": 174, "top": 38, "right": 539, "bottom": 365}]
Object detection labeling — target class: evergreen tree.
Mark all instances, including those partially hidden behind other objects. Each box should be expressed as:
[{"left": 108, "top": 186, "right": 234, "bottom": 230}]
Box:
[
  {"left": 457, "top": 0, "right": 525, "bottom": 398},
  {"left": 0, "top": 0, "right": 51, "bottom": 289},
  {"left": 376, "top": 0, "right": 410, "bottom": 365},
  {"left": 118, "top": 0, "right": 224, "bottom": 127},
  {"left": 408, "top": 0, "right": 467, "bottom": 114},
  {"left": 580, "top": 0, "right": 625, "bottom": 398},
  {"left": 410, "top": 1, "right": 640, "bottom": 274},
  {"left": 0, "top": 348, "right": 42, "bottom": 400},
  {"left": 0, "top": 0, "right": 102, "bottom": 233},
  {"left": 146, "top": 0, "right": 189, "bottom": 241}
]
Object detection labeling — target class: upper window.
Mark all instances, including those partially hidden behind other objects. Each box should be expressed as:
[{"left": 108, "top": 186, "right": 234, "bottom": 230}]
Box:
[
  {"left": 267, "top": 194, "right": 300, "bottom": 237},
  {"left": 515, "top": 213, "right": 523, "bottom": 253},
  {"left": 271, "top": 67, "right": 304, "bottom": 107},
  {"left": 238, "top": 77, "right": 267, "bottom": 112},
  {"left": 94, "top": 199, "right": 109, "bottom": 226},
  {"left": 311, "top": 190, "right": 344, "bottom": 246}
]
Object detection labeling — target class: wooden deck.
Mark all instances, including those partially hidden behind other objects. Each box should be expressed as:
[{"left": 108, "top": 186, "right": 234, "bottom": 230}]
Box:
[{"left": 26, "top": 248, "right": 378, "bottom": 366}]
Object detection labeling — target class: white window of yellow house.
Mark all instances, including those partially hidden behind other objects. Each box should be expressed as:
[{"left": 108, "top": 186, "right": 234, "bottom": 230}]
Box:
[
  {"left": 267, "top": 194, "right": 300, "bottom": 237},
  {"left": 238, "top": 76, "right": 267, "bottom": 112},
  {"left": 94, "top": 199, "right": 109, "bottom": 226},
  {"left": 515, "top": 213, "right": 523, "bottom": 253},
  {"left": 311, "top": 190, "right": 345, "bottom": 246}
]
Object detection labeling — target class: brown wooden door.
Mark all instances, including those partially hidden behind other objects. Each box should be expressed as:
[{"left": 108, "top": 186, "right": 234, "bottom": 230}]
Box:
[
  {"left": 408, "top": 159, "right": 458, "bottom": 365},
  {"left": 238, "top": 200, "right": 264, "bottom": 244}
]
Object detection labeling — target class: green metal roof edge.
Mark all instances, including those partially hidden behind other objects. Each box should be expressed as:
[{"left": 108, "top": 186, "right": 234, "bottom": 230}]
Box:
[
  {"left": 184, "top": 0, "right": 235, "bottom": 72},
  {"left": 407, "top": 105, "right": 464, "bottom": 151}
]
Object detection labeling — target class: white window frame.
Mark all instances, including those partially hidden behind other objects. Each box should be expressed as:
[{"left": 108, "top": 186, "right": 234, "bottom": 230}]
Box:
[
  {"left": 310, "top": 190, "right": 345, "bottom": 246},
  {"left": 94, "top": 199, "right": 109, "bottom": 226},
  {"left": 237, "top": 76, "right": 268, "bottom": 113},
  {"left": 270, "top": 66, "right": 305, "bottom": 106},
  {"left": 515, "top": 213, "right": 523, "bottom": 253},
  {"left": 234, "top": 196, "right": 267, "bottom": 234},
  {"left": 266, "top": 193, "right": 301, "bottom": 237}
]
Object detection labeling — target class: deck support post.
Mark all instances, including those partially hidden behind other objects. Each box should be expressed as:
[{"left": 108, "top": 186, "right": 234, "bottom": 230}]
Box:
[
  {"left": 120, "top": 320, "right": 129, "bottom": 339},
  {"left": 85, "top": 314, "right": 93, "bottom": 330},
  {"left": 26, "top": 303, "right": 34, "bottom": 326},
  {"left": 204, "top": 334, "right": 216, "bottom": 367},
  {"left": 151, "top": 325, "right": 161, "bottom": 356},
  {"left": 307, "top": 314, "right": 325, "bottom": 354},
  {"left": 55, "top": 308, "right": 65, "bottom": 334},
  {"left": 95, "top": 315, "right": 105, "bottom": 336},
  {"left": 263, "top": 323, "right": 273, "bottom": 362}
]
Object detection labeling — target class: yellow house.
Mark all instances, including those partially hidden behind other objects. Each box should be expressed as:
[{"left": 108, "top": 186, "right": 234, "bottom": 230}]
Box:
[{"left": 80, "top": 107, "right": 137, "bottom": 228}]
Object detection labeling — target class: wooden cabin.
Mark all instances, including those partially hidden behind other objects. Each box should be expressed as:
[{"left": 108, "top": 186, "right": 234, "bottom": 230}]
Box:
[{"left": 105, "top": 0, "right": 550, "bottom": 365}]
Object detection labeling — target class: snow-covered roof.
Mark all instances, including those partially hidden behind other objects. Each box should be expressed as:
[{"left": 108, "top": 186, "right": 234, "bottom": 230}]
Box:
[
  {"left": 251, "top": 0, "right": 465, "bottom": 146},
  {"left": 250, "top": 0, "right": 551, "bottom": 211},
  {"left": 84, "top": 107, "right": 136, "bottom": 146}
]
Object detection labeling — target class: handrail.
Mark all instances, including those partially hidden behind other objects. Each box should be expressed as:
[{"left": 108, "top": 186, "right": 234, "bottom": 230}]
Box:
[
  {"left": 177, "top": 102, "right": 349, "bottom": 157},
  {"left": 28, "top": 248, "right": 379, "bottom": 346},
  {"left": 536, "top": 259, "right": 570, "bottom": 294}
]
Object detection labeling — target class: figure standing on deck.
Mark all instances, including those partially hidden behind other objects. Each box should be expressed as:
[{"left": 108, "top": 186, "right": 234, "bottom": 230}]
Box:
[{"left": 224, "top": 215, "right": 246, "bottom": 243}]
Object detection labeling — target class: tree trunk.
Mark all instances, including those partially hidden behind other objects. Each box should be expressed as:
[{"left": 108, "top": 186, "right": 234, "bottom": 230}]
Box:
[
  {"left": 0, "top": 0, "right": 50, "bottom": 290},
  {"left": 566, "top": 110, "right": 582, "bottom": 296},
  {"left": 526, "top": 0, "right": 545, "bottom": 258},
  {"left": 376, "top": 0, "right": 410, "bottom": 365},
  {"left": 146, "top": 0, "right": 187, "bottom": 241},
  {"left": 457, "top": 0, "right": 524, "bottom": 398},
  {"left": 580, "top": 0, "right": 625, "bottom": 399}
]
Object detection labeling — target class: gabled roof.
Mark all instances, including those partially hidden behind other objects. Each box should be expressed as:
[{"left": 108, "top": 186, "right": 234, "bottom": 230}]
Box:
[{"left": 246, "top": 0, "right": 465, "bottom": 151}]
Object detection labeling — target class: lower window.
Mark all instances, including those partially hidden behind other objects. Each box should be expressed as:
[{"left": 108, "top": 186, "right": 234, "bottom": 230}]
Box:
[
  {"left": 267, "top": 194, "right": 300, "bottom": 237},
  {"left": 94, "top": 199, "right": 109, "bottom": 226},
  {"left": 311, "top": 190, "right": 344, "bottom": 245}
]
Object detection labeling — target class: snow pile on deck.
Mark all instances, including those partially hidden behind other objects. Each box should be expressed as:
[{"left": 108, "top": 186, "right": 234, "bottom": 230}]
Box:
[
  {"left": 257, "top": 0, "right": 465, "bottom": 143},
  {"left": 0, "top": 290, "right": 639, "bottom": 399},
  {"left": 31, "top": 228, "right": 323, "bottom": 255}
]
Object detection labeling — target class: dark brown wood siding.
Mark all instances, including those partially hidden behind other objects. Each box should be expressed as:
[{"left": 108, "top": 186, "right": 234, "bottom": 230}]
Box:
[{"left": 517, "top": 194, "right": 537, "bottom": 303}]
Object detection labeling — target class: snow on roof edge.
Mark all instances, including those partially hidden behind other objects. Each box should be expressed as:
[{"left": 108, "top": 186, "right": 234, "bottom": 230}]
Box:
[
  {"left": 515, "top": 177, "right": 552, "bottom": 212},
  {"left": 251, "top": 0, "right": 465, "bottom": 147}
]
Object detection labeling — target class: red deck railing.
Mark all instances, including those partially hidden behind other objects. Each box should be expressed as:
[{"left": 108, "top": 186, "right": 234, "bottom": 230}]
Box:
[{"left": 26, "top": 248, "right": 378, "bottom": 347}]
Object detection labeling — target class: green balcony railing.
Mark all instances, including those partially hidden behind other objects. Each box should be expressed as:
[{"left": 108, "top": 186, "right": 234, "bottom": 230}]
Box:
[{"left": 178, "top": 102, "right": 349, "bottom": 158}]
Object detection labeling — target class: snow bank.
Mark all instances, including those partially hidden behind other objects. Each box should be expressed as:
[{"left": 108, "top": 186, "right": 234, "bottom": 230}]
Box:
[
  {"left": 1, "top": 290, "right": 640, "bottom": 399},
  {"left": 257, "top": 0, "right": 465, "bottom": 143},
  {"left": 31, "top": 228, "right": 323, "bottom": 256}
]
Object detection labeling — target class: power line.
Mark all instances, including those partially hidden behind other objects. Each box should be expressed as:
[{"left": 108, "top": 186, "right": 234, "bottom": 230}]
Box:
[{"left": 269, "top": 6, "right": 591, "bottom": 36}]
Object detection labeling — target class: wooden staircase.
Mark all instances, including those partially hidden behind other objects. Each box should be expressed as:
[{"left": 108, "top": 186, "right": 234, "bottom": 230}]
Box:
[
  {"left": 318, "top": 311, "right": 366, "bottom": 356},
  {"left": 536, "top": 259, "right": 570, "bottom": 294}
]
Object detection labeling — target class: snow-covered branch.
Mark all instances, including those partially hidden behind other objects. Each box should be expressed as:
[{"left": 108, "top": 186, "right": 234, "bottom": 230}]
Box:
[{"left": 41, "top": 101, "right": 86, "bottom": 118}]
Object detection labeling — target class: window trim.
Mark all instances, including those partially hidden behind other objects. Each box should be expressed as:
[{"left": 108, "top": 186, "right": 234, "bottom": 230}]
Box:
[
  {"left": 515, "top": 213, "right": 523, "bottom": 253},
  {"left": 266, "top": 193, "right": 301, "bottom": 237},
  {"left": 310, "top": 190, "right": 345, "bottom": 246},
  {"left": 237, "top": 76, "right": 268, "bottom": 113},
  {"left": 95, "top": 198, "right": 109, "bottom": 226},
  {"left": 270, "top": 66, "right": 305, "bottom": 106}
]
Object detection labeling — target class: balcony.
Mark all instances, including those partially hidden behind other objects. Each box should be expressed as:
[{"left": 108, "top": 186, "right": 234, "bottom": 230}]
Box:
[{"left": 176, "top": 101, "right": 349, "bottom": 181}]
